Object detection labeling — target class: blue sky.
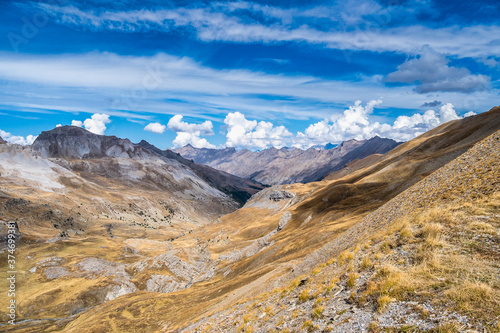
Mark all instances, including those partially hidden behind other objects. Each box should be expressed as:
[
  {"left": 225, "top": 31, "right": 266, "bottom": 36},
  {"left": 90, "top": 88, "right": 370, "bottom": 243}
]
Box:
[{"left": 0, "top": 0, "right": 498, "bottom": 149}]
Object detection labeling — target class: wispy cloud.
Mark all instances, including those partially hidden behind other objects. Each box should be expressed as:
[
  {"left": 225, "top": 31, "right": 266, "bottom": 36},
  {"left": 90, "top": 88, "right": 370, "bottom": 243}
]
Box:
[
  {"left": 0, "top": 51, "right": 495, "bottom": 126},
  {"left": 36, "top": 3, "right": 500, "bottom": 57}
]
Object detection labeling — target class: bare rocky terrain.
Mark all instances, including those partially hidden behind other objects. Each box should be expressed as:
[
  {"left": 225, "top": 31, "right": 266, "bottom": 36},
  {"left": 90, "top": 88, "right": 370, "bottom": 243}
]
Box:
[{"left": 175, "top": 136, "right": 400, "bottom": 185}]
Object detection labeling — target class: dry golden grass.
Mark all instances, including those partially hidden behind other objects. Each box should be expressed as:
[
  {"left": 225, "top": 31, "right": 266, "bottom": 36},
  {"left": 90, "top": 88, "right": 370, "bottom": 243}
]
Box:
[
  {"left": 347, "top": 272, "right": 359, "bottom": 288},
  {"left": 301, "top": 320, "right": 318, "bottom": 332},
  {"left": 361, "top": 256, "right": 373, "bottom": 270},
  {"left": 312, "top": 306, "right": 324, "bottom": 318},
  {"left": 377, "top": 295, "right": 394, "bottom": 312},
  {"left": 469, "top": 221, "right": 496, "bottom": 234},
  {"left": 337, "top": 250, "right": 355, "bottom": 266},
  {"left": 421, "top": 223, "right": 443, "bottom": 240},
  {"left": 431, "top": 322, "right": 462, "bottom": 333},
  {"left": 359, "top": 194, "right": 500, "bottom": 326},
  {"left": 444, "top": 282, "right": 495, "bottom": 317},
  {"left": 299, "top": 289, "right": 310, "bottom": 302},
  {"left": 416, "top": 207, "right": 456, "bottom": 226},
  {"left": 325, "top": 277, "right": 339, "bottom": 294}
]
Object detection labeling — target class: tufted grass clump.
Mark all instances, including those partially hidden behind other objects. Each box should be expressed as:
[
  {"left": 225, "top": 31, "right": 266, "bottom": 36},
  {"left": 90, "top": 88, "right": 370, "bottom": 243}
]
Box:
[{"left": 347, "top": 272, "right": 359, "bottom": 288}]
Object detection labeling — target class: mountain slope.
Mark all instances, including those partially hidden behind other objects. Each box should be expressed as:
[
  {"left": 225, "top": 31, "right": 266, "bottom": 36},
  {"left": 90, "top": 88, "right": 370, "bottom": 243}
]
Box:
[
  {"left": 175, "top": 137, "right": 400, "bottom": 185},
  {"left": 137, "top": 140, "right": 264, "bottom": 206},
  {"left": 7, "top": 107, "right": 496, "bottom": 332},
  {"left": 186, "top": 125, "right": 500, "bottom": 333},
  {"left": 0, "top": 127, "right": 265, "bottom": 327}
]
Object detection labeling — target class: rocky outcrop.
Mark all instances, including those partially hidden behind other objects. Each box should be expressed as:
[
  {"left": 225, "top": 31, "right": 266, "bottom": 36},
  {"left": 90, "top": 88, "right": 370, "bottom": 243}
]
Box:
[
  {"left": 269, "top": 190, "right": 295, "bottom": 201},
  {"left": 0, "top": 136, "right": 5, "bottom": 144},
  {"left": 175, "top": 137, "right": 400, "bottom": 185},
  {"left": 33, "top": 126, "right": 148, "bottom": 159}
]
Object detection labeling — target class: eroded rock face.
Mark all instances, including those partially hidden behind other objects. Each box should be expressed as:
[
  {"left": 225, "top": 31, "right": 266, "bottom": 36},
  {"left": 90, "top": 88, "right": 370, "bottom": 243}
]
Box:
[
  {"left": 45, "top": 267, "right": 69, "bottom": 279},
  {"left": 277, "top": 211, "right": 292, "bottom": 231},
  {"left": 146, "top": 275, "right": 184, "bottom": 294},
  {"left": 105, "top": 282, "right": 138, "bottom": 301},
  {"left": 32, "top": 126, "right": 145, "bottom": 159}
]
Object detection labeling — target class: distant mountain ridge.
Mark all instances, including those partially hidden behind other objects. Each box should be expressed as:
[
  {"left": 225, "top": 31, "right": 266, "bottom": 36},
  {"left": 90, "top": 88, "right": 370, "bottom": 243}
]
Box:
[{"left": 175, "top": 136, "right": 401, "bottom": 185}]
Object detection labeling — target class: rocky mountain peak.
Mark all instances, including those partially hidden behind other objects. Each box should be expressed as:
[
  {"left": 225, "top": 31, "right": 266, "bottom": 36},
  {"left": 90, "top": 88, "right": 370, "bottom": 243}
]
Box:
[
  {"left": 0, "top": 136, "right": 5, "bottom": 144},
  {"left": 32, "top": 126, "right": 143, "bottom": 159}
]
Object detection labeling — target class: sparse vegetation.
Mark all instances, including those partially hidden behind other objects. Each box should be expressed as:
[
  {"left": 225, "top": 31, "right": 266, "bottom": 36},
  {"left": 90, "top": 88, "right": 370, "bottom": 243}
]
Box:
[
  {"left": 312, "top": 306, "right": 323, "bottom": 318},
  {"left": 347, "top": 272, "right": 359, "bottom": 288}
]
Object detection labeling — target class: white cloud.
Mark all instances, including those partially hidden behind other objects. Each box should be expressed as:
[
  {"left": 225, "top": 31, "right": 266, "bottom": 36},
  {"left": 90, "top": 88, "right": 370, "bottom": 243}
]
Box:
[
  {"left": 56, "top": 124, "right": 62, "bottom": 127},
  {"left": 71, "top": 113, "right": 111, "bottom": 135},
  {"left": 71, "top": 120, "right": 83, "bottom": 127},
  {"left": 144, "top": 122, "right": 166, "bottom": 134},
  {"left": 36, "top": 4, "right": 500, "bottom": 58},
  {"left": 386, "top": 46, "right": 490, "bottom": 93},
  {"left": 0, "top": 129, "right": 38, "bottom": 145},
  {"left": 224, "top": 112, "right": 292, "bottom": 150},
  {"left": 439, "top": 103, "right": 461, "bottom": 123},
  {"left": 0, "top": 51, "right": 496, "bottom": 122},
  {"left": 464, "top": 111, "right": 477, "bottom": 117},
  {"left": 167, "top": 115, "right": 215, "bottom": 148},
  {"left": 294, "top": 101, "right": 467, "bottom": 147}
]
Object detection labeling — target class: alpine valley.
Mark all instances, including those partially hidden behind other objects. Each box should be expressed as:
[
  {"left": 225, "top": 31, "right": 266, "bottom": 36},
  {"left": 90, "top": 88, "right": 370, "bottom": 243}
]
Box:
[{"left": 0, "top": 107, "right": 499, "bottom": 332}]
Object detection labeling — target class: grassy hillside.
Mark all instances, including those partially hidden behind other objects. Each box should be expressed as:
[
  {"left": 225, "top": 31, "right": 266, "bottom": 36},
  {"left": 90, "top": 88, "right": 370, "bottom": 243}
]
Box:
[{"left": 187, "top": 129, "right": 500, "bottom": 332}]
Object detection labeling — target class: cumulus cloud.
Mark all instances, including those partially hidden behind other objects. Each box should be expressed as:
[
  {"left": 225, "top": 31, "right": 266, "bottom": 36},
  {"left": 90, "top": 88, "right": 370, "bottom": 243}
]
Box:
[
  {"left": 56, "top": 124, "right": 62, "bottom": 127},
  {"left": 294, "top": 100, "right": 465, "bottom": 147},
  {"left": 224, "top": 112, "right": 292, "bottom": 150},
  {"left": 0, "top": 129, "right": 38, "bottom": 145},
  {"left": 438, "top": 103, "right": 462, "bottom": 123},
  {"left": 386, "top": 46, "right": 490, "bottom": 93},
  {"left": 71, "top": 113, "right": 111, "bottom": 135},
  {"left": 144, "top": 122, "right": 166, "bottom": 134},
  {"left": 167, "top": 115, "right": 215, "bottom": 148}
]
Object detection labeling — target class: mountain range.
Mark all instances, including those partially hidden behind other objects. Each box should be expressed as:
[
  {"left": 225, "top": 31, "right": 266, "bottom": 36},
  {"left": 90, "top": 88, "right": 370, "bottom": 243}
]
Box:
[
  {"left": 33, "top": 126, "right": 264, "bottom": 206},
  {"left": 175, "top": 136, "right": 400, "bottom": 185},
  {"left": 0, "top": 106, "right": 498, "bottom": 332}
]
